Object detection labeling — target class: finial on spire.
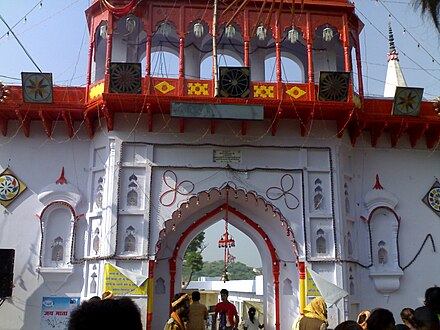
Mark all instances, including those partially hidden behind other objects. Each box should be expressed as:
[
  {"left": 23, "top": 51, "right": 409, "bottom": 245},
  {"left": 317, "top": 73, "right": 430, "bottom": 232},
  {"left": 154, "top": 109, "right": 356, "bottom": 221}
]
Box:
[
  {"left": 388, "top": 20, "right": 396, "bottom": 53},
  {"left": 387, "top": 20, "right": 399, "bottom": 62},
  {"left": 56, "top": 167, "right": 68, "bottom": 185}
]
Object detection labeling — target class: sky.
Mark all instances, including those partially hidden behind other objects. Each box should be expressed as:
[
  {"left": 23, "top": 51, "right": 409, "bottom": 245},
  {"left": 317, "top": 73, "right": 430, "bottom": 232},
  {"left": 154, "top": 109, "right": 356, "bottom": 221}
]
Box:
[{"left": 0, "top": 0, "right": 439, "bottom": 267}]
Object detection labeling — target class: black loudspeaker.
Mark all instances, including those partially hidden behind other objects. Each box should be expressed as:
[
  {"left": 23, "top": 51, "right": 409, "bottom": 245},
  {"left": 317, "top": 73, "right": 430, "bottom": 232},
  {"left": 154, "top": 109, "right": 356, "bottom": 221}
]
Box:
[
  {"left": 318, "top": 71, "right": 350, "bottom": 102},
  {"left": 0, "top": 249, "right": 15, "bottom": 298},
  {"left": 109, "top": 62, "right": 142, "bottom": 94},
  {"left": 218, "top": 67, "right": 250, "bottom": 98}
]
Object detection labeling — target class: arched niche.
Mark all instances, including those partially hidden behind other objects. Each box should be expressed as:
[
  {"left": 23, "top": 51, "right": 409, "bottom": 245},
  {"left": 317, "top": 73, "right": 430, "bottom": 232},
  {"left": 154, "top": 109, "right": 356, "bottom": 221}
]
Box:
[
  {"left": 92, "top": 21, "right": 108, "bottom": 83},
  {"left": 111, "top": 15, "right": 146, "bottom": 64},
  {"left": 312, "top": 25, "right": 345, "bottom": 83}
]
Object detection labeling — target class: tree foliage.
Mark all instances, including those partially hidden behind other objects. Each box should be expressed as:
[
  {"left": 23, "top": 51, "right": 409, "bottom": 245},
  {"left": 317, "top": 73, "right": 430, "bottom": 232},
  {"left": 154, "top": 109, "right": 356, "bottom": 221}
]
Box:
[
  {"left": 184, "top": 260, "right": 261, "bottom": 281},
  {"left": 413, "top": 0, "right": 440, "bottom": 30},
  {"left": 182, "top": 232, "right": 206, "bottom": 287}
]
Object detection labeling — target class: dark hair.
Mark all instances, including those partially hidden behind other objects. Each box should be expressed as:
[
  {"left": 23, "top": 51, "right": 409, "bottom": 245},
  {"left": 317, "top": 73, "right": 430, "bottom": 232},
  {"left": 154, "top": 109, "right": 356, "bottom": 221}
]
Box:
[
  {"left": 220, "top": 289, "right": 229, "bottom": 296},
  {"left": 395, "top": 324, "right": 409, "bottom": 330},
  {"left": 192, "top": 291, "right": 201, "bottom": 301},
  {"left": 425, "top": 287, "right": 440, "bottom": 314},
  {"left": 412, "top": 306, "right": 440, "bottom": 330},
  {"left": 400, "top": 308, "right": 415, "bottom": 328},
  {"left": 68, "top": 297, "right": 142, "bottom": 330},
  {"left": 366, "top": 308, "right": 395, "bottom": 330},
  {"left": 249, "top": 307, "right": 256, "bottom": 313},
  {"left": 335, "top": 320, "right": 363, "bottom": 330}
]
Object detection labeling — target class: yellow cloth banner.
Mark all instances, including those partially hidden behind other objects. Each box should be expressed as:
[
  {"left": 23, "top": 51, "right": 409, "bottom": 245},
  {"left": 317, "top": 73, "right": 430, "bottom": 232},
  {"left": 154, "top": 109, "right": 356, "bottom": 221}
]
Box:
[
  {"left": 103, "top": 264, "right": 147, "bottom": 295},
  {"left": 306, "top": 269, "right": 321, "bottom": 297}
]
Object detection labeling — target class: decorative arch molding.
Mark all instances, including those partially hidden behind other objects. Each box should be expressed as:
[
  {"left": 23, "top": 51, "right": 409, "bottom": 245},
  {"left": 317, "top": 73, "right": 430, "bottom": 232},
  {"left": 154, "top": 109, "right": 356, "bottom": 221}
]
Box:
[
  {"left": 362, "top": 175, "right": 403, "bottom": 294},
  {"left": 154, "top": 184, "right": 300, "bottom": 330},
  {"left": 36, "top": 168, "right": 82, "bottom": 292}
]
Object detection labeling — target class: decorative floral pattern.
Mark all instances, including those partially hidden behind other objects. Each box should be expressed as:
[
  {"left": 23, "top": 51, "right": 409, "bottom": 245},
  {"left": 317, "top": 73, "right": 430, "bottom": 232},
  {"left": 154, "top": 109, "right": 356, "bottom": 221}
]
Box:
[
  {"left": 159, "top": 170, "right": 195, "bottom": 207},
  {"left": 0, "top": 169, "right": 27, "bottom": 207},
  {"left": 265, "top": 174, "right": 300, "bottom": 210}
]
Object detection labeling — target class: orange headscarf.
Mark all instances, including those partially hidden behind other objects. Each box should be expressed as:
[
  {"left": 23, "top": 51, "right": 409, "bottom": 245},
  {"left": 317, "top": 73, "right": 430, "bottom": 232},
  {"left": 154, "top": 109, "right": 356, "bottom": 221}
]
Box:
[{"left": 356, "top": 310, "right": 371, "bottom": 330}]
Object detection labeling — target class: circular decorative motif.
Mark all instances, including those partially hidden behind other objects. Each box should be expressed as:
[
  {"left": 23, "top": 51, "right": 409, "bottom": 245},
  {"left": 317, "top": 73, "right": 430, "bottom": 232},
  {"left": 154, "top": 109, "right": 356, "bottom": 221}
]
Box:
[
  {"left": 23, "top": 73, "right": 52, "bottom": 102},
  {"left": 428, "top": 187, "right": 440, "bottom": 212},
  {"left": 0, "top": 174, "right": 20, "bottom": 201},
  {"left": 110, "top": 63, "right": 141, "bottom": 94},
  {"left": 318, "top": 72, "right": 349, "bottom": 102},
  {"left": 219, "top": 67, "right": 250, "bottom": 98}
]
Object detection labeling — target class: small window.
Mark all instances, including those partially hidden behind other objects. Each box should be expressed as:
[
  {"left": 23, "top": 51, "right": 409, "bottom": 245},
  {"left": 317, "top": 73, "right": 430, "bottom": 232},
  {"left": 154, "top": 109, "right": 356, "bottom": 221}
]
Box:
[{"left": 124, "top": 226, "right": 136, "bottom": 252}]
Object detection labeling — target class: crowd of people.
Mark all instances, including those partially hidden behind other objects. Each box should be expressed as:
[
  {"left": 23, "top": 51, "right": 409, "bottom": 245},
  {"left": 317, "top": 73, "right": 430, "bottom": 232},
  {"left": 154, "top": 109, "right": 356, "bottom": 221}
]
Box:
[
  {"left": 66, "top": 286, "right": 440, "bottom": 330},
  {"left": 293, "top": 286, "right": 440, "bottom": 330}
]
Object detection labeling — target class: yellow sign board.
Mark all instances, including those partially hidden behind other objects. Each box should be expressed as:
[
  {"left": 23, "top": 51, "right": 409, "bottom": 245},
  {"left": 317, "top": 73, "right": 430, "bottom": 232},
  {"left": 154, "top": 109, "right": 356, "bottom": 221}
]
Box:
[
  {"left": 103, "top": 264, "right": 147, "bottom": 296},
  {"left": 306, "top": 269, "right": 321, "bottom": 297}
]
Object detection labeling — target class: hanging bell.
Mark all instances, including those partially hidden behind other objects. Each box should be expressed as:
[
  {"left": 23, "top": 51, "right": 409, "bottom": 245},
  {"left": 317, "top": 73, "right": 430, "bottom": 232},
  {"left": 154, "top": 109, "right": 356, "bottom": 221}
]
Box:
[
  {"left": 126, "top": 17, "right": 136, "bottom": 34},
  {"left": 225, "top": 25, "right": 236, "bottom": 39},
  {"left": 256, "top": 24, "right": 267, "bottom": 41},
  {"left": 99, "top": 25, "right": 108, "bottom": 39},
  {"left": 221, "top": 272, "right": 229, "bottom": 282},
  {"left": 194, "top": 22, "right": 204, "bottom": 38},
  {"left": 323, "top": 27, "right": 333, "bottom": 42},
  {"left": 288, "top": 27, "right": 299, "bottom": 44},
  {"left": 158, "top": 21, "right": 171, "bottom": 37}
]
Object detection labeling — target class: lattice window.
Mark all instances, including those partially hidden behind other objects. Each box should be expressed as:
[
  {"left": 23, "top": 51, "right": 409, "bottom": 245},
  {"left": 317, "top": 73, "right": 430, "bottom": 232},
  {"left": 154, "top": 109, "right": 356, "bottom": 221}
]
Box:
[
  {"left": 127, "top": 174, "right": 138, "bottom": 207},
  {"left": 344, "top": 183, "right": 350, "bottom": 214},
  {"left": 314, "top": 178, "right": 324, "bottom": 210},
  {"left": 93, "top": 228, "right": 100, "bottom": 255},
  {"left": 316, "top": 228, "right": 326, "bottom": 254},
  {"left": 124, "top": 226, "right": 136, "bottom": 252},
  {"left": 96, "top": 177, "right": 104, "bottom": 209},
  {"left": 90, "top": 272, "right": 97, "bottom": 294}
]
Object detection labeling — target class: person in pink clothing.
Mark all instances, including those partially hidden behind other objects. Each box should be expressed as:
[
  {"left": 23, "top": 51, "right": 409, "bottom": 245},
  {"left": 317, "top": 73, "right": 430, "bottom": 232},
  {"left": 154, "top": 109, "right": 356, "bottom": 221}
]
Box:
[{"left": 212, "top": 289, "right": 239, "bottom": 330}]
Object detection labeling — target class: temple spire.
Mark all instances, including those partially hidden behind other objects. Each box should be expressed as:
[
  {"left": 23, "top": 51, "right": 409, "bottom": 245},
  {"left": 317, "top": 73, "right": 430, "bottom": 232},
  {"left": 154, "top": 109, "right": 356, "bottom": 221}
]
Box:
[{"left": 384, "top": 20, "right": 407, "bottom": 97}]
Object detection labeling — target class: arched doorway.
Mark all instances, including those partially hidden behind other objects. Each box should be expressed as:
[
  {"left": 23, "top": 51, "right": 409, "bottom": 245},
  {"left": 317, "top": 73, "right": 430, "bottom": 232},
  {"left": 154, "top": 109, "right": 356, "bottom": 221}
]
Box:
[{"left": 151, "top": 186, "right": 300, "bottom": 330}]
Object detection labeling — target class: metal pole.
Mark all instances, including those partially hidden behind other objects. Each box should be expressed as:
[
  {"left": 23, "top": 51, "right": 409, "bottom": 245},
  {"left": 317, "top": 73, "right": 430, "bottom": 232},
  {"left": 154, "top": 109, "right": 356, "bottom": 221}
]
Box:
[{"left": 213, "top": 0, "right": 219, "bottom": 97}]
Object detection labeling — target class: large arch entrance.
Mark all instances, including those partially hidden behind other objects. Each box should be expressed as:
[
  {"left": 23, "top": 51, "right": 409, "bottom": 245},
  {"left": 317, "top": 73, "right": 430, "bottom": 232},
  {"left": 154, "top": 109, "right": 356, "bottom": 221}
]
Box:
[{"left": 151, "top": 185, "right": 300, "bottom": 330}]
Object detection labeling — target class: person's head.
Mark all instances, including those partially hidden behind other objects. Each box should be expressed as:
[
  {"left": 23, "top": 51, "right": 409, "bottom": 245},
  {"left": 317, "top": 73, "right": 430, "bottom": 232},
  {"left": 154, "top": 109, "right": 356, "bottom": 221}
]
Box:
[
  {"left": 304, "top": 297, "right": 327, "bottom": 322},
  {"left": 335, "top": 320, "right": 363, "bottom": 330},
  {"left": 366, "top": 308, "right": 395, "bottom": 330},
  {"left": 357, "top": 310, "right": 371, "bottom": 330},
  {"left": 412, "top": 306, "right": 440, "bottom": 330},
  {"left": 248, "top": 307, "right": 257, "bottom": 321},
  {"left": 425, "top": 287, "right": 440, "bottom": 314},
  {"left": 220, "top": 289, "right": 229, "bottom": 302},
  {"left": 171, "top": 293, "right": 190, "bottom": 317},
  {"left": 68, "top": 297, "right": 143, "bottom": 330},
  {"left": 192, "top": 291, "right": 201, "bottom": 302},
  {"left": 401, "top": 308, "right": 416, "bottom": 328}
]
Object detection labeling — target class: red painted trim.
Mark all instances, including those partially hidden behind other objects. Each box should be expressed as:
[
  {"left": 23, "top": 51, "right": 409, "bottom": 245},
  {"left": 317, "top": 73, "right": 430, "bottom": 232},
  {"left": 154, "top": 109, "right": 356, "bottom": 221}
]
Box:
[
  {"left": 39, "top": 200, "right": 77, "bottom": 220},
  {"left": 365, "top": 206, "right": 400, "bottom": 223}
]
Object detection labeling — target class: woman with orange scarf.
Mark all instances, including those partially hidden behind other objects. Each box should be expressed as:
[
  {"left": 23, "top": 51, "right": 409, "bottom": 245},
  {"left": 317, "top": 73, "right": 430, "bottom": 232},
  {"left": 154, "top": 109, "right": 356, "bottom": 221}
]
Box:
[
  {"left": 292, "top": 297, "right": 328, "bottom": 330},
  {"left": 164, "top": 293, "right": 191, "bottom": 330}
]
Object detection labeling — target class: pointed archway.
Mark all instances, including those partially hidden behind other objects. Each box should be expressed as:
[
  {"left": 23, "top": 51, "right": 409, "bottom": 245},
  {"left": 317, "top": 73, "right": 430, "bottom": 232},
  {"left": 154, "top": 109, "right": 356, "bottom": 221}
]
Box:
[{"left": 150, "top": 185, "right": 300, "bottom": 330}]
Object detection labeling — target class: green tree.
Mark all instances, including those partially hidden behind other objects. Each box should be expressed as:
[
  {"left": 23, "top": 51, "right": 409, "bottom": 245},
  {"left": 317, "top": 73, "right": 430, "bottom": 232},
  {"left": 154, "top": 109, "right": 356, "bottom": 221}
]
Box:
[
  {"left": 182, "top": 232, "right": 206, "bottom": 288},
  {"left": 414, "top": 0, "right": 440, "bottom": 30}
]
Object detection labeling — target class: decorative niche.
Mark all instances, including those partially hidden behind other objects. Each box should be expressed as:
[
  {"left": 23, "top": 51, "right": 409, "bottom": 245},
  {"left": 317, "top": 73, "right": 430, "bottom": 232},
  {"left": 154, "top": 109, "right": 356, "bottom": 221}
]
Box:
[
  {"left": 364, "top": 175, "right": 403, "bottom": 294},
  {"left": 37, "top": 168, "right": 82, "bottom": 292}
]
